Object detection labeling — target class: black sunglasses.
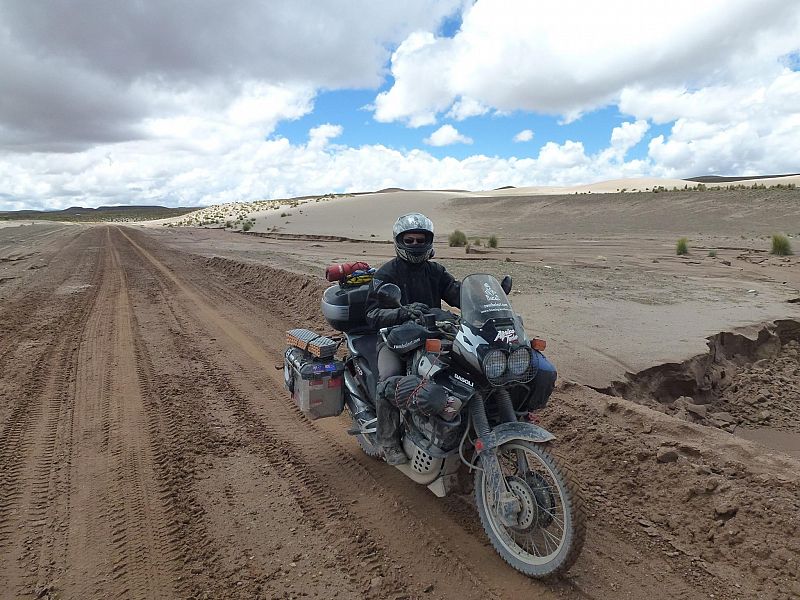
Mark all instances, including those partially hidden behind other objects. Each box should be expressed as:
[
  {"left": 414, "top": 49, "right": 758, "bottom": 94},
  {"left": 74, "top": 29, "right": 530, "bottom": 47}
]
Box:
[{"left": 403, "top": 236, "right": 427, "bottom": 245}]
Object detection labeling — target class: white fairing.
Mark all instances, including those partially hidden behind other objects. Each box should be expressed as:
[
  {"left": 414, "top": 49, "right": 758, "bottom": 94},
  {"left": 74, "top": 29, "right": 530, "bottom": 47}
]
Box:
[
  {"left": 417, "top": 354, "right": 444, "bottom": 379},
  {"left": 454, "top": 325, "right": 485, "bottom": 372}
]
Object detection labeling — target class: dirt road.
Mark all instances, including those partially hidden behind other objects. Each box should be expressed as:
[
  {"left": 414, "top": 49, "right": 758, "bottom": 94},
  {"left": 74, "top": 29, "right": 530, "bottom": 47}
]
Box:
[{"left": 1, "top": 225, "right": 798, "bottom": 599}]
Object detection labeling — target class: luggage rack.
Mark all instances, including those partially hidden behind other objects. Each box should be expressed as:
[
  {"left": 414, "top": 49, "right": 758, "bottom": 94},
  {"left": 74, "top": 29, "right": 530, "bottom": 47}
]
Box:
[{"left": 286, "top": 328, "right": 338, "bottom": 359}]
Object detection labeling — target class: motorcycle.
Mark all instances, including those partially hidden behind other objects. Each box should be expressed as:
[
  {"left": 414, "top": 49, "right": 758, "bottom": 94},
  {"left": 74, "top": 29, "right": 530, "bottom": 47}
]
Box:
[{"left": 333, "top": 273, "right": 586, "bottom": 577}]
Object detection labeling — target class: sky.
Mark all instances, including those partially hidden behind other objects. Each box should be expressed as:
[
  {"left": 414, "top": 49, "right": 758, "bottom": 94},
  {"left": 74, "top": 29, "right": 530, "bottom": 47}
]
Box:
[{"left": 1, "top": 0, "right": 799, "bottom": 210}]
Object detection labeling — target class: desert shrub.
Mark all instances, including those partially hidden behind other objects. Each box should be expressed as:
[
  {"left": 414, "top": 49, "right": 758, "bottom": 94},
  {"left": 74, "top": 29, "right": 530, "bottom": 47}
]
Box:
[
  {"left": 449, "top": 230, "right": 468, "bottom": 247},
  {"left": 280, "top": 212, "right": 288, "bottom": 217},
  {"left": 676, "top": 237, "right": 689, "bottom": 255},
  {"left": 771, "top": 234, "right": 793, "bottom": 256},
  {"left": 465, "top": 243, "right": 471, "bottom": 254},
  {"left": 708, "top": 249, "right": 717, "bottom": 257},
  {"left": 488, "top": 235, "right": 499, "bottom": 249},
  {"left": 225, "top": 220, "right": 233, "bottom": 228},
  {"left": 242, "top": 221, "right": 253, "bottom": 232},
  {"left": 473, "top": 238, "right": 482, "bottom": 246}
]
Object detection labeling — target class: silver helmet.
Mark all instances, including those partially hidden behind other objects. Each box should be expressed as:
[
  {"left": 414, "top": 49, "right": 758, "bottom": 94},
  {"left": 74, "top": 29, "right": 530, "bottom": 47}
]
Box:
[{"left": 393, "top": 212, "right": 434, "bottom": 264}]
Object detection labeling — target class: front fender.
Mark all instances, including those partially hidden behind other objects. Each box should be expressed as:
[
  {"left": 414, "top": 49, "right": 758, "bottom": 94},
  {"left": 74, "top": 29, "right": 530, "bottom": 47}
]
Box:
[{"left": 479, "top": 421, "right": 555, "bottom": 453}]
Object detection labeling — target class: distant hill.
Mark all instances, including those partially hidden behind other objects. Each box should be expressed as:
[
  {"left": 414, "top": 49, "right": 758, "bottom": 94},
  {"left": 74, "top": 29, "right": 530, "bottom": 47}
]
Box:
[
  {"left": 0, "top": 205, "right": 200, "bottom": 222},
  {"left": 687, "top": 173, "right": 800, "bottom": 183}
]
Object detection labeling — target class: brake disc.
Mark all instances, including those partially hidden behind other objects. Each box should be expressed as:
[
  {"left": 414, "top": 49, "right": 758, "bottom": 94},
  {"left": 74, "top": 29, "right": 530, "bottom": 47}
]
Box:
[{"left": 506, "top": 477, "right": 537, "bottom": 531}]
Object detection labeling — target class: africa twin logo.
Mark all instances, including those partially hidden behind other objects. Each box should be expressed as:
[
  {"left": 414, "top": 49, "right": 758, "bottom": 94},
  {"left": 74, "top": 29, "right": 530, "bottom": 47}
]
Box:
[
  {"left": 483, "top": 282, "right": 501, "bottom": 302},
  {"left": 494, "top": 329, "right": 519, "bottom": 343}
]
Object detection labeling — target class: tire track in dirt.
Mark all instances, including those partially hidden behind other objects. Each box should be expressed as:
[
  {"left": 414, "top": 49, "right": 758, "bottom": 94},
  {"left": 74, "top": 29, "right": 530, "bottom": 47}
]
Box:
[
  {"left": 119, "top": 228, "right": 419, "bottom": 598},
  {"left": 111, "top": 226, "right": 257, "bottom": 599},
  {"left": 0, "top": 227, "right": 186, "bottom": 599},
  {"left": 0, "top": 227, "right": 83, "bottom": 353},
  {"left": 117, "top": 226, "right": 565, "bottom": 600},
  {"left": 56, "top": 229, "right": 179, "bottom": 599},
  {"left": 0, "top": 230, "right": 104, "bottom": 597},
  {"left": 0, "top": 229, "right": 94, "bottom": 427}
]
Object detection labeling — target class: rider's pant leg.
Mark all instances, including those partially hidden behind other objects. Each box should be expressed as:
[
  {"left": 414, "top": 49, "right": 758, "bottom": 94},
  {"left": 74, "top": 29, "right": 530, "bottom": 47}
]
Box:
[
  {"left": 530, "top": 351, "right": 557, "bottom": 410},
  {"left": 376, "top": 342, "right": 404, "bottom": 448}
]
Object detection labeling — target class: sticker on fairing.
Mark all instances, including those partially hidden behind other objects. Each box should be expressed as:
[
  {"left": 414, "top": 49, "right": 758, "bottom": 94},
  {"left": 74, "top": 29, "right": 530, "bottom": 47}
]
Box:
[
  {"left": 494, "top": 329, "right": 519, "bottom": 343},
  {"left": 453, "top": 373, "right": 474, "bottom": 387},
  {"left": 483, "top": 282, "right": 502, "bottom": 302}
]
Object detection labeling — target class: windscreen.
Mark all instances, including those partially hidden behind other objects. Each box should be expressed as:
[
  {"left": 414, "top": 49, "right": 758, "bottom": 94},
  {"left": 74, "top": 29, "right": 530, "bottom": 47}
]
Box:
[{"left": 460, "top": 274, "right": 515, "bottom": 328}]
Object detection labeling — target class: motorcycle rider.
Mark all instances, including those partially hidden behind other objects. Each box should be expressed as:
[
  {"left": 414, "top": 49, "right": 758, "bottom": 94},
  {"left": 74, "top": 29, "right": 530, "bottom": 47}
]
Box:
[
  {"left": 365, "top": 212, "right": 559, "bottom": 465},
  {"left": 365, "top": 213, "right": 460, "bottom": 464}
]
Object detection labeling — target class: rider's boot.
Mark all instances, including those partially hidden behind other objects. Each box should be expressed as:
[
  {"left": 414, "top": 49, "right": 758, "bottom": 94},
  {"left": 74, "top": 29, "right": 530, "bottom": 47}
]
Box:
[
  {"left": 376, "top": 383, "right": 408, "bottom": 465},
  {"left": 382, "top": 445, "right": 408, "bottom": 466}
]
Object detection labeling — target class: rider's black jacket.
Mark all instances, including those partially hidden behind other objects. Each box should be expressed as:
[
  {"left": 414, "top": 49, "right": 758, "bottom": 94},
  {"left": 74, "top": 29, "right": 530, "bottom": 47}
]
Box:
[{"left": 365, "top": 257, "right": 460, "bottom": 329}]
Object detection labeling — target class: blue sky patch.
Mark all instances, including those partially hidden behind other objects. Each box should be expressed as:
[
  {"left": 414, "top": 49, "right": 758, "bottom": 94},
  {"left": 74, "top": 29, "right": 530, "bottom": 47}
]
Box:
[{"left": 273, "top": 90, "right": 663, "bottom": 162}]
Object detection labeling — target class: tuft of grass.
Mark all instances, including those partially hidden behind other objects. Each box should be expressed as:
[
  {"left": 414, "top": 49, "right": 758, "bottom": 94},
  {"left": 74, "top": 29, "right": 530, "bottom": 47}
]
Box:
[
  {"left": 676, "top": 237, "right": 689, "bottom": 255},
  {"left": 708, "top": 249, "right": 717, "bottom": 257},
  {"left": 771, "top": 234, "right": 793, "bottom": 256},
  {"left": 488, "top": 234, "right": 499, "bottom": 249},
  {"left": 448, "top": 230, "right": 468, "bottom": 247}
]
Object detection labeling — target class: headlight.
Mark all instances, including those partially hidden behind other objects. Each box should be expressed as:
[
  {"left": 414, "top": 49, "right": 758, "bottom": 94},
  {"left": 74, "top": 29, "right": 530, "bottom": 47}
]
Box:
[
  {"left": 483, "top": 349, "right": 507, "bottom": 379},
  {"left": 508, "top": 346, "right": 532, "bottom": 377}
]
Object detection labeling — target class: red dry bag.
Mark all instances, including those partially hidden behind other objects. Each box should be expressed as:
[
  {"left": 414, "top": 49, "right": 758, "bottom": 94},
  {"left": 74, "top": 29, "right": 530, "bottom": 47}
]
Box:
[{"left": 324, "top": 261, "right": 371, "bottom": 282}]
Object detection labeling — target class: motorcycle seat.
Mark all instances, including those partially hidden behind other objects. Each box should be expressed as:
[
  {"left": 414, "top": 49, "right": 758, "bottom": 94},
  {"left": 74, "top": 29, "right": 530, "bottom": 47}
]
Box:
[
  {"left": 349, "top": 333, "right": 379, "bottom": 398},
  {"left": 349, "top": 333, "right": 378, "bottom": 371}
]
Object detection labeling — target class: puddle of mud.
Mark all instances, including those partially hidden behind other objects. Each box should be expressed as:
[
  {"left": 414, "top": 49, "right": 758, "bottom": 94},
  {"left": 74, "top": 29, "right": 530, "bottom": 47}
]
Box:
[{"left": 736, "top": 427, "right": 800, "bottom": 459}]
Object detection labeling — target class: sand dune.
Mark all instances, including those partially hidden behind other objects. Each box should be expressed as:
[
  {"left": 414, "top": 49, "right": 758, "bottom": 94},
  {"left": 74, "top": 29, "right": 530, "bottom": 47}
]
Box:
[{"left": 481, "top": 174, "right": 800, "bottom": 196}]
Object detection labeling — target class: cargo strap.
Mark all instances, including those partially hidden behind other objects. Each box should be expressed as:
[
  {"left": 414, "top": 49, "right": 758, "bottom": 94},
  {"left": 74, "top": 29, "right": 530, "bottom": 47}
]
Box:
[{"left": 343, "top": 268, "right": 376, "bottom": 287}]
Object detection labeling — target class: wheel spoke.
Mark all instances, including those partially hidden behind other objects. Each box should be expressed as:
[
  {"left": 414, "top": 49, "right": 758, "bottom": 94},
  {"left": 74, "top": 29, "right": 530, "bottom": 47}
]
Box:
[{"left": 540, "top": 525, "right": 564, "bottom": 548}]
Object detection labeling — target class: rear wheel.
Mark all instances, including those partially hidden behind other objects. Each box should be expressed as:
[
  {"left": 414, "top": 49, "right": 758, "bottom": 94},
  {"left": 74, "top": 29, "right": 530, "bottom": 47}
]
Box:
[
  {"left": 475, "top": 441, "right": 586, "bottom": 578},
  {"left": 352, "top": 417, "right": 381, "bottom": 458}
]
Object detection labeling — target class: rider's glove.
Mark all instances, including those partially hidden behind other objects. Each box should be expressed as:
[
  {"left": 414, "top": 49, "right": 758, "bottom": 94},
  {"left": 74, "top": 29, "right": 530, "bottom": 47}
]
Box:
[
  {"left": 398, "top": 302, "right": 429, "bottom": 323},
  {"left": 397, "top": 307, "right": 418, "bottom": 323},
  {"left": 405, "top": 302, "right": 430, "bottom": 314}
]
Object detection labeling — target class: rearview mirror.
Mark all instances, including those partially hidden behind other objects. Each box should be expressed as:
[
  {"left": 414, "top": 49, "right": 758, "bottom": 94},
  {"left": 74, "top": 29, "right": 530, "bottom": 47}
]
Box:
[
  {"left": 501, "top": 276, "right": 512, "bottom": 295},
  {"left": 376, "top": 283, "right": 402, "bottom": 308}
]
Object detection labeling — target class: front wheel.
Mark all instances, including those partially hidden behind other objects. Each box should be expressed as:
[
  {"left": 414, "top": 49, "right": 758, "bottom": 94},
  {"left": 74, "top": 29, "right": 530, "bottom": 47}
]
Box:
[{"left": 475, "top": 441, "right": 586, "bottom": 578}]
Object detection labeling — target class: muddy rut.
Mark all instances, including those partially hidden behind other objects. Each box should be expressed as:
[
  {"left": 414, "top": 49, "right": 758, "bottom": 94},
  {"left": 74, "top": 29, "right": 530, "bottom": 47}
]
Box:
[{"left": 1, "top": 226, "right": 798, "bottom": 599}]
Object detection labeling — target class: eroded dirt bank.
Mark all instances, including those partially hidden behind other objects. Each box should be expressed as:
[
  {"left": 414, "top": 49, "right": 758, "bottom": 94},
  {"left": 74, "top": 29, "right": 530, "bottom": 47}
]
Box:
[
  {"left": 1, "top": 225, "right": 798, "bottom": 599},
  {"left": 605, "top": 322, "right": 800, "bottom": 441}
]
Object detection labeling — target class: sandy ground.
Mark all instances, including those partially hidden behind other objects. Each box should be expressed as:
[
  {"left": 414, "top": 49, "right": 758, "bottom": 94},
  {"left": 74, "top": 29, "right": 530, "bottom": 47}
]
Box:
[
  {"left": 144, "top": 187, "right": 800, "bottom": 389},
  {"left": 1, "top": 186, "right": 799, "bottom": 599}
]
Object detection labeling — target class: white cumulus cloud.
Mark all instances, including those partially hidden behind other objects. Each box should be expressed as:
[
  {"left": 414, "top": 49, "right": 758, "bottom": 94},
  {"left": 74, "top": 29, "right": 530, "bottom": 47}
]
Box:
[
  {"left": 0, "top": 128, "right": 666, "bottom": 211},
  {"left": 376, "top": 0, "right": 800, "bottom": 125},
  {"left": 446, "top": 97, "right": 490, "bottom": 121},
  {"left": 423, "top": 124, "right": 473, "bottom": 146},
  {"left": 513, "top": 129, "right": 534, "bottom": 142}
]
